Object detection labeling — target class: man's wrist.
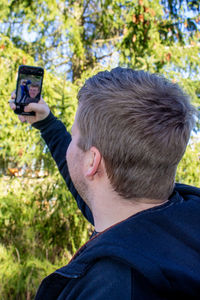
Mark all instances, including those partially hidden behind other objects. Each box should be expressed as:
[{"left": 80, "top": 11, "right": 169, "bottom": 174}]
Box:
[{"left": 32, "top": 111, "right": 56, "bottom": 131}]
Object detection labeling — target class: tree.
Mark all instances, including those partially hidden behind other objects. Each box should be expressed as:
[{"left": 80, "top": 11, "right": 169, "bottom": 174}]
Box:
[
  {"left": 119, "top": 1, "right": 199, "bottom": 102},
  {"left": 0, "top": 0, "right": 199, "bottom": 86},
  {"left": 0, "top": 35, "right": 90, "bottom": 299},
  {"left": 0, "top": 0, "right": 199, "bottom": 298}
]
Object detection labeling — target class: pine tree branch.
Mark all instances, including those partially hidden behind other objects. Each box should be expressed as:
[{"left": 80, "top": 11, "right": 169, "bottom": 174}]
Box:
[
  {"left": 94, "top": 36, "right": 122, "bottom": 44},
  {"left": 96, "top": 52, "right": 113, "bottom": 60}
]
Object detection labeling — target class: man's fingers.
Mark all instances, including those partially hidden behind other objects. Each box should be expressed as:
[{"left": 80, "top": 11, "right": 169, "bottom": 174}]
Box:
[
  {"left": 10, "top": 95, "right": 50, "bottom": 123},
  {"left": 18, "top": 115, "right": 27, "bottom": 123},
  {"left": 39, "top": 96, "right": 46, "bottom": 104},
  {"left": 9, "top": 101, "right": 16, "bottom": 110},
  {"left": 24, "top": 102, "right": 49, "bottom": 114},
  {"left": 24, "top": 103, "right": 44, "bottom": 112},
  {"left": 11, "top": 91, "right": 16, "bottom": 99},
  {"left": 9, "top": 91, "right": 16, "bottom": 110}
]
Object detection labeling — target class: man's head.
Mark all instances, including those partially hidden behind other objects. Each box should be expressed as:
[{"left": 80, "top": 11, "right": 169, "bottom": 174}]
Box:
[
  {"left": 73, "top": 68, "right": 196, "bottom": 201},
  {"left": 29, "top": 84, "right": 40, "bottom": 99}
]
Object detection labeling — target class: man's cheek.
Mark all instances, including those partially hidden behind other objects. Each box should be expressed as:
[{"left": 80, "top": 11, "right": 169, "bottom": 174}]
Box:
[
  {"left": 66, "top": 149, "right": 69, "bottom": 164},
  {"left": 66, "top": 144, "right": 72, "bottom": 164}
]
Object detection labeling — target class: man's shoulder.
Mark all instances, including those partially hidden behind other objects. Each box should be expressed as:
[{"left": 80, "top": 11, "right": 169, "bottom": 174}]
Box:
[
  {"left": 58, "top": 258, "right": 163, "bottom": 300},
  {"left": 87, "top": 256, "right": 132, "bottom": 280},
  {"left": 175, "top": 183, "right": 200, "bottom": 199},
  {"left": 61, "top": 257, "right": 132, "bottom": 300}
]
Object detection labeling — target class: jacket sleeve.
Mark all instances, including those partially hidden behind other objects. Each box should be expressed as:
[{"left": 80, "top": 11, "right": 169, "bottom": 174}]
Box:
[{"left": 32, "top": 112, "right": 94, "bottom": 225}]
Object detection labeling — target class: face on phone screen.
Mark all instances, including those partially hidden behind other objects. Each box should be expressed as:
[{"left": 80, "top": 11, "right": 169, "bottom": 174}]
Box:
[{"left": 16, "top": 73, "right": 43, "bottom": 105}]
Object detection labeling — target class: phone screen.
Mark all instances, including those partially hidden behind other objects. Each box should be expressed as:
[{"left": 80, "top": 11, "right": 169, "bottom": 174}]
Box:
[
  {"left": 16, "top": 71, "right": 43, "bottom": 104},
  {"left": 15, "top": 65, "right": 44, "bottom": 115}
]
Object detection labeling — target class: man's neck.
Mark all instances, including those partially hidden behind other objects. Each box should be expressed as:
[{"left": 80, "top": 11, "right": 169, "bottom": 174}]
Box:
[{"left": 90, "top": 189, "right": 168, "bottom": 232}]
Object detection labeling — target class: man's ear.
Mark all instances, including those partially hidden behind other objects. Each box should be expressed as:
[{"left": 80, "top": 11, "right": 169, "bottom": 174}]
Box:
[{"left": 85, "top": 146, "right": 102, "bottom": 179}]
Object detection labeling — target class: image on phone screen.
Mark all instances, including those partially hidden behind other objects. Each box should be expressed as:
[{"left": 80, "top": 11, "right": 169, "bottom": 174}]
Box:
[{"left": 16, "top": 74, "right": 42, "bottom": 105}]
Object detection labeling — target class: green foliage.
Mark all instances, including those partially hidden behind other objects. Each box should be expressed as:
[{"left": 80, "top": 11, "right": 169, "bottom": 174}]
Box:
[
  {"left": 176, "top": 138, "right": 200, "bottom": 186},
  {"left": 1, "top": 0, "right": 199, "bottom": 88},
  {"left": 0, "top": 27, "right": 90, "bottom": 299},
  {"left": 0, "top": 244, "right": 62, "bottom": 299},
  {"left": 0, "top": 174, "right": 90, "bottom": 298},
  {"left": 0, "top": 33, "right": 78, "bottom": 172},
  {"left": 0, "top": 0, "right": 199, "bottom": 298}
]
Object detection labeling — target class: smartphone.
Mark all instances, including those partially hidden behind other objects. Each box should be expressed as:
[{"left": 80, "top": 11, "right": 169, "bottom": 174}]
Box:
[{"left": 14, "top": 65, "right": 44, "bottom": 116}]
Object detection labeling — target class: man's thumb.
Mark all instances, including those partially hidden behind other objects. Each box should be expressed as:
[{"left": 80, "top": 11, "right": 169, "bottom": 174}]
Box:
[{"left": 24, "top": 103, "right": 47, "bottom": 114}]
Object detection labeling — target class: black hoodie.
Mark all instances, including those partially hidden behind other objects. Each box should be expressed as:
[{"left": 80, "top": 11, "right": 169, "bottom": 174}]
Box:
[{"left": 34, "top": 113, "right": 200, "bottom": 300}]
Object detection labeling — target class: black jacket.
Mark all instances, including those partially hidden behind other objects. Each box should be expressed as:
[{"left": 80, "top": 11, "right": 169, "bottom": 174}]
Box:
[{"left": 34, "top": 113, "right": 200, "bottom": 300}]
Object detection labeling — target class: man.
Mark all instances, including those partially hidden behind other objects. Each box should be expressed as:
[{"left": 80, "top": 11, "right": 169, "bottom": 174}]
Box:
[
  {"left": 25, "top": 83, "right": 40, "bottom": 104},
  {"left": 10, "top": 68, "right": 200, "bottom": 299},
  {"left": 17, "top": 79, "right": 31, "bottom": 103},
  {"left": 18, "top": 81, "right": 40, "bottom": 104}
]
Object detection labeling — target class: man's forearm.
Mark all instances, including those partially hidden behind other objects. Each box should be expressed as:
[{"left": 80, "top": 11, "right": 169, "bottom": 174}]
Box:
[
  {"left": 33, "top": 112, "right": 70, "bottom": 178},
  {"left": 33, "top": 112, "right": 94, "bottom": 224}
]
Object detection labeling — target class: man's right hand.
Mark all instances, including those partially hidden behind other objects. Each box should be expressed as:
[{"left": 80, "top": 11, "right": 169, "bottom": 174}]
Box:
[
  {"left": 21, "top": 79, "right": 27, "bottom": 85},
  {"left": 9, "top": 92, "right": 50, "bottom": 125}
]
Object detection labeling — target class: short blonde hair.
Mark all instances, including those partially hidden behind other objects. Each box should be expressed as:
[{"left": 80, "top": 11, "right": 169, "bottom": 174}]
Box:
[{"left": 77, "top": 68, "right": 196, "bottom": 200}]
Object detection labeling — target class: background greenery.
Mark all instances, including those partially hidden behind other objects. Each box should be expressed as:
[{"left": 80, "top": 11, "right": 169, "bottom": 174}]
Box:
[{"left": 0, "top": 0, "right": 199, "bottom": 298}]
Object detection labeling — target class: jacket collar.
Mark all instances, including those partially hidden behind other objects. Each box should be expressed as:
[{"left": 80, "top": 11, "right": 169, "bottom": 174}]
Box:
[
  {"left": 55, "top": 188, "right": 183, "bottom": 278},
  {"left": 54, "top": 184, "right": 200, "bottom": 291}
]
